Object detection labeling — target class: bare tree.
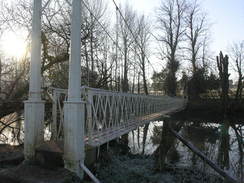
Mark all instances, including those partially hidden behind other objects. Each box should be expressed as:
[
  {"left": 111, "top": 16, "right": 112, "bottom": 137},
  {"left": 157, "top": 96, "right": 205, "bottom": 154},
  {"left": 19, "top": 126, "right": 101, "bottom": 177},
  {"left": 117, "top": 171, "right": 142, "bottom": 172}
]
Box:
[
  {"left": 216, "top": 51, "right": 229, "bottom": 114},
  {"left": 136, "top": 15, "right": 151, "bottom": 95},
  {"left": 185, "top": 0, "right": 210, "bottom": 99},
  {"left": 185, "top": 0, "right": 209, "bottom": 73},
  {"left": 118, "top": 4, "right": 136, "bottom": 93},
  {"left": 135, "top": 15, "right": 152, "bottom": 154},
  {"left": 229, "top": 42, "right": 244, "bottom": 181},
  {"left": 229, "top": 41, "right": 244, "bottom": 100},
  {"left": 157, "top": 0, "right": 187, "bottom": 96},
  {"left": 0, "top": 0, "right": 113, "bottom": 145}
]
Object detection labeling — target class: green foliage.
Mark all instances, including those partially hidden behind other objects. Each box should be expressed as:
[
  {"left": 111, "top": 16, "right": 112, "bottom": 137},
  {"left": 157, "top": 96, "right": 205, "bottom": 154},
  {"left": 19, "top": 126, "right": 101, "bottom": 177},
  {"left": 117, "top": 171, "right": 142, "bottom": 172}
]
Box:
[
  {"left": 151, "top": 69, "right": 167, "bottom": 92},
  {"left": 188, "top": 68, "right": 207, "bottom": 99},
  {"left": 151, "top": 67, "right": 182, "bottom": 96},
  {"left": 162, "top": 59, "right": 180, "bottom": 96},
  {"left": 165, "top": 71, "right": 177, "bottom": 96},
  {"left": 206, "top": 73, "right": 220, "bottom": 90},
  {"left": 187, "top": 68, "right": 220, "bottom": 99},
  {"left": 151, "top": 66, "right": 220, "bottom": 99}
]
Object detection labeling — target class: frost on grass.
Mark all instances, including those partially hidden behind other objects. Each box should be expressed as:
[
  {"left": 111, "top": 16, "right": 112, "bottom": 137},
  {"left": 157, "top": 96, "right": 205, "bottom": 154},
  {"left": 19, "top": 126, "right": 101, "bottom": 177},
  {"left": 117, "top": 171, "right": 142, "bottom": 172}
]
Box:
[
  {"left": 98, "top": 155, "right": 177, "bottom": 183},
  {"left": 97, "top": 155, "right": 223, "bottom": 183}
]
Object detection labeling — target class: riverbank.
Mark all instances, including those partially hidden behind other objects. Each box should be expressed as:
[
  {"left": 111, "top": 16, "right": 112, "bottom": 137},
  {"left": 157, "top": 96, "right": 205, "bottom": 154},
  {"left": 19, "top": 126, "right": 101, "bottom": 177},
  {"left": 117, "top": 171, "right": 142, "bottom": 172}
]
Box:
[
  {"left": 0, "top": 140, "right": 225, "bottom": 183},
  {"left": 96, "top": 153, "right": 224, "bottom": 183},
  {"left": 0, "top": 98, "right": 243, "bottom": 183},
  {"left": 172, "top": 99, "right": 244, "bottom": 122},
  {"left": 0, "top": 145, "right": 83, "bottom": 183}
]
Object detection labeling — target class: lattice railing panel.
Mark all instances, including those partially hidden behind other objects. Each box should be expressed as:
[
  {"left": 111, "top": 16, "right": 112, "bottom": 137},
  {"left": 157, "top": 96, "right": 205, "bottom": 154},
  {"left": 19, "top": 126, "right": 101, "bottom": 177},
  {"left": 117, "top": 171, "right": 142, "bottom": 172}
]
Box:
[{"left": 48, "top": 86, "right": 186, "bottom": 146}]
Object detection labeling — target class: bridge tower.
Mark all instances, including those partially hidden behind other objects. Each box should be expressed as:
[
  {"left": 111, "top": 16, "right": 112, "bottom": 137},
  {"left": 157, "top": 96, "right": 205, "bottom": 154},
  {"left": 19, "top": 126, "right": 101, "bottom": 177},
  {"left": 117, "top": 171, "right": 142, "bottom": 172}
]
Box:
[
  {"left": 24, "top": 0, "right": 44, "bottom": 161},
  {"left": 63, "top": 0, "right": 85, "bottom": 178},
  {"left": 25, "top": 0, "right": 84, "bottom": 178}
]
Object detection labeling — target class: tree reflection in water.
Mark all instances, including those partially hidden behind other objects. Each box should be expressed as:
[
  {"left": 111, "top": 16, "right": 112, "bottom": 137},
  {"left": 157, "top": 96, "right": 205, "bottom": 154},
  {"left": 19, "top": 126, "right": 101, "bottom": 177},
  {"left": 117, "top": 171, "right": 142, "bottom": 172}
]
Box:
[{"left": 129, "top": 119, "right": 243, "bottom": 182}]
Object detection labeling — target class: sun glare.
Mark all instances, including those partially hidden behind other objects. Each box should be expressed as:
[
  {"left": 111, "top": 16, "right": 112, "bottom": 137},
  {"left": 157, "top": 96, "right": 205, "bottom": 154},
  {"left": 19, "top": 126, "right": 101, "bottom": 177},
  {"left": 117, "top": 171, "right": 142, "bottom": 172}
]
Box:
[{"left": 1, "top": 32, "right": 28, "bottom": 59}]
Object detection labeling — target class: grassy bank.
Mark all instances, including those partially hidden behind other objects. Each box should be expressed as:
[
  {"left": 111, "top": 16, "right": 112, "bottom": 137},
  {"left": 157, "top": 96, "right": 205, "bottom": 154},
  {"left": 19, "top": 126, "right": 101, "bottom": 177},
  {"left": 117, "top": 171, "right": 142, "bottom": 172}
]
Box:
[{"left": 97, "top": 154, "right": 223, "bottom": 183}]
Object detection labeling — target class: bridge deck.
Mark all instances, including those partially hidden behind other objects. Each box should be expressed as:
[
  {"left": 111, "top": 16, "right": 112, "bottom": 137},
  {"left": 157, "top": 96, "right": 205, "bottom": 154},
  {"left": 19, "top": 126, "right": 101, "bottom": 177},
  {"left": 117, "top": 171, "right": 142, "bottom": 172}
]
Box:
[
  {"left": 37, "top": 104, "right": 185, "bottom": 156},
  {"left": 86, "top": 104, "right": 185, "bottom": 147},
  {"left": 48, "top": 86, "right": 187, "bottom": 147}
]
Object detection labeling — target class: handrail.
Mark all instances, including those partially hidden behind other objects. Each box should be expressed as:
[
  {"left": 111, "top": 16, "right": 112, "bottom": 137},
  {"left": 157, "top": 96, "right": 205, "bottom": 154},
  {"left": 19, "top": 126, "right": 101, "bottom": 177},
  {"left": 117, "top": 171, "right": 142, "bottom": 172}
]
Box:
[
  {"left": 49, "top": 85, "right": 168, "bottom": 98},
  {"left": 48, "top": 86, "right": 186, "bottom": 145}
]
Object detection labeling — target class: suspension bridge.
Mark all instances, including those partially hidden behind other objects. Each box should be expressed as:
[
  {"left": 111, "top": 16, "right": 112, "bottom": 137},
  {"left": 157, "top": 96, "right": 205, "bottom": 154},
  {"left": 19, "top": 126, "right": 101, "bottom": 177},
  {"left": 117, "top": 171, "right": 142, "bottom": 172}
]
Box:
[
  {"left": 48, "top": 86, "right": 186, "bottom": 147},
  {"left": 24, "top": 0, "right": 187, "bottom": 179}
]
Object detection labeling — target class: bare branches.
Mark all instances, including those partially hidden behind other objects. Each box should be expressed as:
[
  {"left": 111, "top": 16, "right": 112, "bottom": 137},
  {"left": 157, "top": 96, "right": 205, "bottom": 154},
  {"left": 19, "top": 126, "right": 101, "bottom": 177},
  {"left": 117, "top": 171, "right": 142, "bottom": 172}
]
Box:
[
  {"left": 229, "top": 41, "right": 244, "bottom": 100},
  {"left": 185, "top": 0, "right": 210, "bottom": 73},
  {"left": 135, "top": 15, "right": 151, "bottom": 95},
  {"left": 156, "top": 0, "right": 187, "bottom": 96}
]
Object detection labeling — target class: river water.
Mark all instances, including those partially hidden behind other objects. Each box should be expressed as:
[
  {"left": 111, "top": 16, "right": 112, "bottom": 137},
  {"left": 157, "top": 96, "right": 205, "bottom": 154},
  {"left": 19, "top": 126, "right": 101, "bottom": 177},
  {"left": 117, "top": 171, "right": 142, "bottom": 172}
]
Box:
[
  {"left": 128, "top": 120, "right": 244, "bottom": 181},
  {"left": 1, "top": 113, "right": 243, "bottom": 181}
]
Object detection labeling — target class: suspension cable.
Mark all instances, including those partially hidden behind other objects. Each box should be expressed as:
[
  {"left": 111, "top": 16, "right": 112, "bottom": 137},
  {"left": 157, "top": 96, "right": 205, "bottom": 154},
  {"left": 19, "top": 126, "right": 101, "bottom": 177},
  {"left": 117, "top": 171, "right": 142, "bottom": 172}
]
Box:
[
  {"left": 81, "top": 0, "right": 125, "bottom": 58},
  {"left": 111, "top": 0, "right": 156, "bottom": 73}
]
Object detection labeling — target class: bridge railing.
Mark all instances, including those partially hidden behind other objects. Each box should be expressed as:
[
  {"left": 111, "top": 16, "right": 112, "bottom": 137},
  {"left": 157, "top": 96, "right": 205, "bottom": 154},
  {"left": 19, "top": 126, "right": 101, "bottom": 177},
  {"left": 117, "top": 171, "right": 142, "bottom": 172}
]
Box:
[
  {"left": 47, "top": 87, "right": 68, "bottom": 140},
  {"left": 48, "top": 86, "right": 185, "bottom": 146}
]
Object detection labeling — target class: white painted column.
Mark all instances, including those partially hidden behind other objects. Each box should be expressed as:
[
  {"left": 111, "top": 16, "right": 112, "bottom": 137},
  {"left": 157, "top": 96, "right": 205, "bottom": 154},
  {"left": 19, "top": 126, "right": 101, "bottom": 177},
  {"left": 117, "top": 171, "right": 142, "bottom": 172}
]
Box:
[
  {"left": 51, "top": 91, "right": 57, "bottom": 140},
  {"left": 24, "top": 0, "right": 45, "bottom": 161},
  {"left": 63, "top": 0, "right": 84, "bottom": 178}
]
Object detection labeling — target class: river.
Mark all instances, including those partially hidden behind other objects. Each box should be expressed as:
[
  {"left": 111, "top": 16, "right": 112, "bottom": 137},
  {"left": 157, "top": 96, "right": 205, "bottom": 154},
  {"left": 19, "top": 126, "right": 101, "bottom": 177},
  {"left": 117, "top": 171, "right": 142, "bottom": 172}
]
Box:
[{"left": 128, "top": 119, "right": 244, "bottom": 182}]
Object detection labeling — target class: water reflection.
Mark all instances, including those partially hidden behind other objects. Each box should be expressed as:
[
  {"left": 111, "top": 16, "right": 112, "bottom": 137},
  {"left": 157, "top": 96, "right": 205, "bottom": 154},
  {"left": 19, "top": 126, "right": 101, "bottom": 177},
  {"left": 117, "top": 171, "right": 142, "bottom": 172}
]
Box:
[
  {"left": 0, "top": 112, "right": 51, "bottom": 145},
  {"left": 0, "top": 113, "right": 24, "bottom": 145},
  {"left": 128, "top": 119, "right": 244, "bottom": 181},
  {"left": 128, "top": 121, "right": 163, "bottom": 155}
]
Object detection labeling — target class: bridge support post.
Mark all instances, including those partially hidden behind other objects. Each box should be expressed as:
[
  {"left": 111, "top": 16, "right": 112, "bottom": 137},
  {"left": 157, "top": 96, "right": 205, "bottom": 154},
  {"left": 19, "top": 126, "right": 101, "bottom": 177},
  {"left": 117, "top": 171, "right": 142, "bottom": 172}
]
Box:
[
  {"left": 64, "top": 102, "right": 84, "bottom": 178},
  {"left": 63, "top": 0, "right": 84, "bottom": 179},
  {"left": 51, "top": 91, "right": 57, "bottom": 140},
  {"left": 24, "top": 0, "right": 44, "bottom": 161}
]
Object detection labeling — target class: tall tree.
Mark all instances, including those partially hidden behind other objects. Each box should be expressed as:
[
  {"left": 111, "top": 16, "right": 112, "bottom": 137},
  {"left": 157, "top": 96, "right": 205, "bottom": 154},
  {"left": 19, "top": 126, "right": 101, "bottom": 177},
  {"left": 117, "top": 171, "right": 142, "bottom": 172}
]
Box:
[
  {"left": 185, "top": 0, "right": 210, "bottom": 99},
  {"left": 118, "top": 4, "right": 136, "bottom": 93},
  {"left": 229, "top": 41, "right": 244, "bottom": 100},
  {"left": 136, "top": 15, "right": 151, "bottom": 95},
  {"left": 216, "top": 51, "right": 229, "bottom": 114},
  {"left": 185, "top": 0, "right": 209, "bottom": 73},
  {"left": 157, "top": 0, "right": 187, "bottom": 96}
]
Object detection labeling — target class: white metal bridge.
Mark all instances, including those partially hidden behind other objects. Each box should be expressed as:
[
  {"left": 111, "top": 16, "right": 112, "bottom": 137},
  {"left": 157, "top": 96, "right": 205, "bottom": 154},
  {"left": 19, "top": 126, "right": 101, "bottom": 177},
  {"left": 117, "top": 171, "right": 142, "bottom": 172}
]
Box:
[
  {"left": 48, "top": 86, "right": 186, "bottom": 147},
  {"left": 24, "top": 0, "right": 187, "bottom": 179}
]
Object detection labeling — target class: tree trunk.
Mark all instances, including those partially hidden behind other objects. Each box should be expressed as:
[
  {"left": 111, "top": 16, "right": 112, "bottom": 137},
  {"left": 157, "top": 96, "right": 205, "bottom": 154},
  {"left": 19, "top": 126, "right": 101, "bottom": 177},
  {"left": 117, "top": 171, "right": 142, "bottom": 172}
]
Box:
[
  {"left": 121, "top": 39, "right": 129, "bottom": 151},
  {"left": 217, "top": 120, "right": 230, "bottom": 169},
  {"left": 231, "top": 124, "right": 243, "bottom": 181},
  {"left": 216, "top": 52, "right": 229, "bottom": 114},
  {"left": 235, "top": 73, "right": 243, "bottom": 101},
  {"left": 142, "top": 57, "right": 148, "bottom": 95},
  {"left": 141, "top": 123, "right": 149, "bottom": 154},
  {"left": 170, "top": 125, "right": 238, "bottom": 183},
  {"left": 137, "top": 72, "right": 140, "bottom": 94},
  {"left": 84, "top": 41, "right": 90, "bottom": 86},
  {"left": 155, "top": 120, "right": 182, "bottom": 170}
]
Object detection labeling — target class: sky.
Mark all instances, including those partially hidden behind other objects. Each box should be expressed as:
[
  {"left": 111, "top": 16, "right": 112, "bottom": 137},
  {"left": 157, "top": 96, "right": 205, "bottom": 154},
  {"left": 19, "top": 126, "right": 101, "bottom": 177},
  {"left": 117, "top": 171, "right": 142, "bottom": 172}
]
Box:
[
  {"left": 113, "top": 0, "right": 244, "bottom": 53},
  {"left": 1, "top": 0, "right": 243, "bottom": 80},
  {"left": 110, "top": 0, "right": 244, "bottom": 80},
  {"left": 202, "top": 0, "right": 244, "bottom": 53},
  {"left": 2, "top": 0, "right": 243, "bottom": 57}
]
